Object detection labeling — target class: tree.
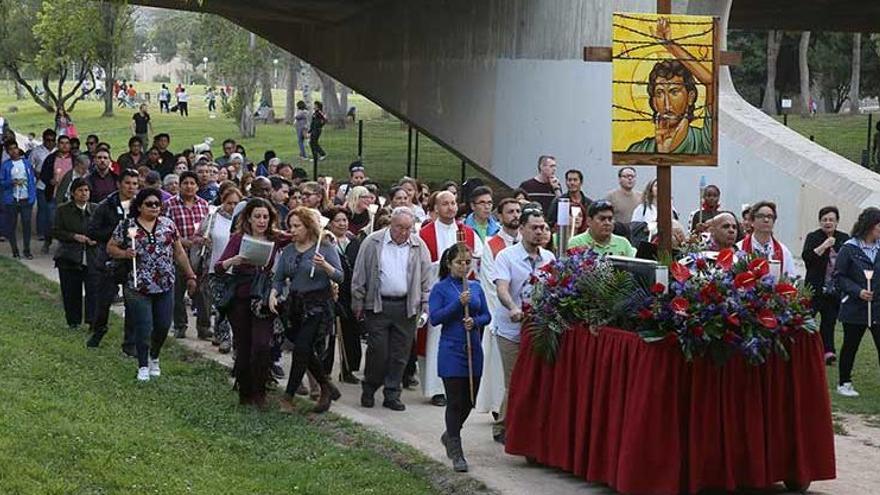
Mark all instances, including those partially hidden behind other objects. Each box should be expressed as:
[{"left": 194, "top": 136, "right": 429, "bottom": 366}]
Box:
[
  {"left": 761, "top": 30, "right": 783, "bottom": 115},
  {"left": 96, "top": 2, "right": 137, "bottom": 117},
  {"left": 728, "top": 30, "right": 766, "bottom": 107},
  {"left": 850, "top": 33, "right": 862, "bottom": 113},
  {"left": 0, "top": 0, "right": 100, "bottom": 114},
  {"left": 811, "top": 33, "right": 855, "bottom": 113},
  {"left": 314, "top": 68, "right": 347, "bottom": 129},
  {"left": 798, "top": 31, "right": 811, "bottom": 117},
  {"left": 284, "top": 55, "right": 299, "bottom": 124}
]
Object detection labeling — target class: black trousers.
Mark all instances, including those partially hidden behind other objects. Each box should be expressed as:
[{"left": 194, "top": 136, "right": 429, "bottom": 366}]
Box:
[
  {"left": 839, "top": 323, "right": 880, "bottom": 385},
  {"left": 309, "top": 129, "right": 325, "bottom": 158},
  {"left": 228, "top": 298, "right": 273, "bottom": 404},
  {"left": 284, "top": 300, "right": 333, "bottom": 396},
  {"left": 814, "top": 293, "right": 840, "bottom": 354},
  {"left": 58, "top": 266, "right": 96, "bottom": 327},
  {"left": 442, "top": 377, "right": 481, "bottom": 439},
  {"left": 178, "top": 101, "right": 188, "bottom": 116},
  {"left": 89, "top": 269, "right": 135, "bottom": 349},
  {"left": 338, "top": 313, "right": 362, "bottom": 375},
  {"left": 362, "top": 300, "right": 416, "bottom": 401}
]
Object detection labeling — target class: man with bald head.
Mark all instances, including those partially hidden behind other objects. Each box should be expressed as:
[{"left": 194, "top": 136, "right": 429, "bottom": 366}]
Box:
[
  {"left": 707, "top": 211, "right": 739, "bottom": 250},
  {"left": 417, "top": 190, "right": 484, "bottom": 406}
]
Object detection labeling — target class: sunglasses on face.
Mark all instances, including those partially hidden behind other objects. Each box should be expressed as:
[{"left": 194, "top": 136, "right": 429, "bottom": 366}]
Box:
[{"left": 143, "top": 201, "right": 162, "bottom": 208}]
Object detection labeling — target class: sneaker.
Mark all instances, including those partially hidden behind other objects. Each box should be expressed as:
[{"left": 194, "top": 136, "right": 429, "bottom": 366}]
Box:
[
  {"left": 837, "top": 382, "right": 860, "bottom": 397},
  {"left": 271, "top": 364, "right": 285, "bottom": 380},
  {"left": 148, "top": 358, "right": 161, "bottom": 377},
  {"left": 137, "top": 367, "right": 150, "bottom": 382},
  {"left": 318, "top": 154, "right": 328, "bottom": 161}
]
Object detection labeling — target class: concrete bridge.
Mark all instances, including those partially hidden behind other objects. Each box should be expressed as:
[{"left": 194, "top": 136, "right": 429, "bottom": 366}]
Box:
[{"left": 137, "top": 0, "right": 880, "bottom": 250}]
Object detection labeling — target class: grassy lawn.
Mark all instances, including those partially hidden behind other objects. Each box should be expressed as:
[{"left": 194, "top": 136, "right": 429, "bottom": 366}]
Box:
[
  {"left": 0, "top": 257, "right": 490, "bottom": 495},
  {"left": 826, "top": 326, "right": 880, "bottom": 418},
  {"left": 0, "top": 81, "right": 499, "bottom": 191},
  {"left": 775, "top": 113, "right": 877, "bottom": 168}
]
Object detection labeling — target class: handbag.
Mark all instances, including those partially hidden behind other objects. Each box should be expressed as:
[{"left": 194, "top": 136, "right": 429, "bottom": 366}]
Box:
[
  {"left": 211, "top": 273, "right": 237, "bottom": 314},
  {"left": 108, "top": 218, "right": 134, "bottom": 284}
]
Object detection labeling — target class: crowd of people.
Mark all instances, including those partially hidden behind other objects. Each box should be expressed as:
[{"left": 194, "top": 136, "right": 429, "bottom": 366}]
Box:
[{"left": 3, "top": 115, "right": 880, "bottom": 473}]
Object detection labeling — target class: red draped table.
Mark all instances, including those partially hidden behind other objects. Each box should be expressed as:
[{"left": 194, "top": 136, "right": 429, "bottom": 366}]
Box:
[{"left": 504, "top": 325, "right": 836, "bottom": 495}]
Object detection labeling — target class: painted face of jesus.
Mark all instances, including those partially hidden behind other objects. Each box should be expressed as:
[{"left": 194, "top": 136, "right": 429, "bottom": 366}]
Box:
[{"left": 652, "top": 75, "right": 695, "bottom": 129}]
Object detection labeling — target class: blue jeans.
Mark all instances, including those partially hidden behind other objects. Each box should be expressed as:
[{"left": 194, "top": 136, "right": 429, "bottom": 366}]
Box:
[
  {"left": 4, "top": 200, "right": 33, "bottom": 255},
  {"left": 124, "top": 288, "right": 173, "bottom": 368},
  {"left": 296, "top": 127, "right": 308, "bottom": 158},
  {"left": 37, "top": 190, "right": 54, "bottom": 239}
]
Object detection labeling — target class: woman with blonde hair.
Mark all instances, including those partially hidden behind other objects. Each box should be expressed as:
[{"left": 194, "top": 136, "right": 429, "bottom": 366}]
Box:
[
  {"left": 346, "top": 185, "right": 376, "bottom": 236},
  {"left": 270, "top": 207, "right": 345, "bottom": 413}
]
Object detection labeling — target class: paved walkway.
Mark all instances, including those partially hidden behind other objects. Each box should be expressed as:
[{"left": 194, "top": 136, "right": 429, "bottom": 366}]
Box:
[{"left": 12, "top": 249, "right": 877, "bottom": 494}]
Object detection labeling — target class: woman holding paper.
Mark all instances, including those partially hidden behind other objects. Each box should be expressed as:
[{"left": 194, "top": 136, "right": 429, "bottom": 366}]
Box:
[
  {"left": 214, "top": 198, "right": 284, "bottom": 408},
  {"left": 270, "top": 207, "right": 344, "bottom": 413},
  {"left": 834, "top": 207, "right": 880, "bottom": 398},
  {"left": 107, "top": 188, "right": 198, "bottom": 382}
]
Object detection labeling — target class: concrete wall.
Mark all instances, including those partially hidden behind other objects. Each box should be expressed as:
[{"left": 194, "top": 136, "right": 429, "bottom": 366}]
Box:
[{"left": 143, "top": 0, "right": 880, "bottom": 251}]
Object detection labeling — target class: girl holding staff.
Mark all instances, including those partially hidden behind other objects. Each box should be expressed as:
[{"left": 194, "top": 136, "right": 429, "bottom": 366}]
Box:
[{"left": 428, "top": 243, "right": 491, "bottom": 473}]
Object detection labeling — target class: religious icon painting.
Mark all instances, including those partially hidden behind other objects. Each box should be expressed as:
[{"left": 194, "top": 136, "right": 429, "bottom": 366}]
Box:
[{"left": 611, "top": 12, "right": 719, "bottom": 166}]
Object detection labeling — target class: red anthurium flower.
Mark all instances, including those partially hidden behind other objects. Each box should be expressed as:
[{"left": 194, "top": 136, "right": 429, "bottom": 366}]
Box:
[
  {"left": 774, "top": 282, "right": 797, "bottom": 300},
  {"left": 726, "top": 313, "right": 741, "bottom": 326},
  {"left": 699, "top": 284, "right": 721, "bottom": 304},
  {"left": 695, "top": 258, "right": 708, "bottom": 271},
  {"left": 670, "top": 296, "right": 690, "bottom": 315},
  {"left": 734, "top": 272, "right": 756, "bottom": 290},
  {"left": 638, "top": 308, "right": 653, "bottom": 320},
  {"left": 748, "top": 258, "right": 770, "bottom": 278},
  {"left": 716, "top": 248, "right": 734, "bottom": 271},
  {"left": 670, "top": 262, "right": 691, "bottom": 283},
  {"left": 757, "top": 308, "right": 778, "bottom": 329},
  {"left": 792, "top": 314, "right": 805, "bottom": 326},
  {"left": 799, "top": 297, "right": 812, "bottom": 309},
  {"left": 692, "top": 325, "right": 705, "bottom": 338},
  {"left": 650, "top": 283, "right": 666, "bottom": 295}
]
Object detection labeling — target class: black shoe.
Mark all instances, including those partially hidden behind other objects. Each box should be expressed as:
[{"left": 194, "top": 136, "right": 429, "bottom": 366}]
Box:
[
  {"left": 402, "top": 375, "right": 419, "bottom": 389},
  {"left": 339, "top": 372, "right": 360, "bottom": 384},
  {"left": 447, "top": 436, "right": 468, "bottom": 472},
  {"left": 271, "top": 364, "right": 285, "bottom": 380},
  {"left": 361, "top": 391, "right": 375, "bottom": 408},
  {"left": 441, "top": 431, "right": 453, "bottom": 459},
  {"left": 430, "top": 394, "right": 447, "bottom": 407},
  {"left": 493, "top": 431, "right": 506, "bottom": 445},
  {"left": 328, "top": 382, "right": 341, "bottom": 401},
  {"left": 11, "top": 251, "right": 20, "bottom": 259},
  {"left": 86, "top": 332, "right": 104, "bottom": 348},
  {"left": 382, "top": 398, "right": 406, "bottom": 411},
  {"left": 121, "top": 345, "right": 137, "bottom": 358},
  {"left": 23, "top": 252, "right": 33, "bottom": 260}
]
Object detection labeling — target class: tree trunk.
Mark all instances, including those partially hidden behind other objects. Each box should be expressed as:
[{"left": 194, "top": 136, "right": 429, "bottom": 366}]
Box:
[
  {"left": 761, "top": 30, "right": 782, "bottom": 115},
  {"left": 260, "top": 68, "right": 273, "bottom": 108},
  {"left": 299, "top": 61, "right": 313, "bottom": 110},
  {"left": 314, "top": 68, "right": 345, "bottom": 129},
  {"left": 238, "top": 33, "right": 258, "bottom": 138},
  {"left": 284, "top": 56, "right": 298, "bottom": 124},
  {"left": 339, "top": 85, "right": 349, "bottom": 124},
  {"left": 849, "top": 33, "right": 862, "bottom": 114},
  {"left": 798, "top": 31, "right": 811, "bottom": 117}
]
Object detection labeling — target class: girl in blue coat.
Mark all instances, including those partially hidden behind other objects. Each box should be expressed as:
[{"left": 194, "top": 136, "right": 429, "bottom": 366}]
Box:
[{"left": 429, "top": 243, "right": 491, "bottom": 473}]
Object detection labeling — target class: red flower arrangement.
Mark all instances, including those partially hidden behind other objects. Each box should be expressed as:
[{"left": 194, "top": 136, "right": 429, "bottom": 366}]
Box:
[{"left": 636, "top": 248, "right": 818, "bottom": 365}]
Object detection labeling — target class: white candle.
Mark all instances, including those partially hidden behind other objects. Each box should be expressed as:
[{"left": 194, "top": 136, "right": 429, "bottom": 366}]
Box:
[
  {"left": 127, "top": 227, "right": 138, "bottom": 288},
  {"left": 556, "top": 198, "right": 570, "bottom": 227},
  {"left": 866, "top": 270, "right": 874, "bottom": 325},
  {"left": 655, "top": 266, "right": 668, "bottom": 291}
]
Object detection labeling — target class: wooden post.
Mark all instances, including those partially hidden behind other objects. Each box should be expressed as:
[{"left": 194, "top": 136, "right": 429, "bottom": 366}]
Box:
[{"left": 656, "top": 0, "right": 673, "bottom": 255}]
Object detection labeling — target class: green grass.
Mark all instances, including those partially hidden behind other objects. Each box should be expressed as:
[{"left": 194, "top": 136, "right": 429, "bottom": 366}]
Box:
[
  {"left": 0, "top": 81, "right": 500, "bottom": 191},
  {"left": 775, "top": 113, "right": 877, "bottom": 168},
  {"left": 0, "top": 257, "right": 492, "bottom": 495}
]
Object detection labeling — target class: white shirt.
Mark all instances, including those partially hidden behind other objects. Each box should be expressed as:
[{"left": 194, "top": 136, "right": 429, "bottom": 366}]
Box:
[
  {"left": 736, "top": 235, "right": 796, "bottom": 277},
  {"left": 379, "top": 229, "right": 411, "bottom": 297},
  {"left": 492, "top": 242, "right": 555, "bottom": 342},
  {"left": 432, "top": 219, "right": 484, "bottom": 266},
  {"left": 177, "top": 92, "right": 189, "bottom": 103},
  {"left": 10, "top": 159, "right": 28, "bottom": 200}
]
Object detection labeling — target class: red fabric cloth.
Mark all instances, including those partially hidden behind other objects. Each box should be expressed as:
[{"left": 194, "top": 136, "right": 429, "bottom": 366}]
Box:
[{"left": 505, "top": 325, "right": 836, "bottom": 495}]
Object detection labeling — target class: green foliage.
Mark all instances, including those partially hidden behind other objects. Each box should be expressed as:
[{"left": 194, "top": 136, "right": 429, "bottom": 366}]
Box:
[{"left": 729, "top": 30, "right": 768, "bottom": 106}]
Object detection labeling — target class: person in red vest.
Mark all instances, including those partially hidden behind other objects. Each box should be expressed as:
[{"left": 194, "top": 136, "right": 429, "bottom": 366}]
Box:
[{"left": 418, "top": 191, "right": 483, "bottom": 406}]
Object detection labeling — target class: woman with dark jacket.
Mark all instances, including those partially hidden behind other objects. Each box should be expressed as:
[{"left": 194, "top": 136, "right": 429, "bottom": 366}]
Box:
[
  {"left": 833, "top": 207, "right": 880, "bottom": 398},
  {"left": 802, "top": 206, "right": 850, "bottom": 365},
  {"left": 326, "top": 206, "right": 363, "bottom": 383},
  {"left": 51, "top": 178, "right": 97, "bottom": 330}
]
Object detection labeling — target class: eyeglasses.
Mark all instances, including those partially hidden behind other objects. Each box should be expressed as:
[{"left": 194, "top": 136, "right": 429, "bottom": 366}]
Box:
[
  {"left": 474, "top": 200, "right": 493, "bottom": 206},
  {"left": 753, "top": 213, "right": 776, "bottom": 221},
  {"left": 143, "top": 201, "right": 162, "bottom": 208}
]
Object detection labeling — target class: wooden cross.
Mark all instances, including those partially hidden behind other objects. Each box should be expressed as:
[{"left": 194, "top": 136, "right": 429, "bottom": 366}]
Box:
[{"left": 584, "top": 1, "right": 740, "bottom": 254}]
